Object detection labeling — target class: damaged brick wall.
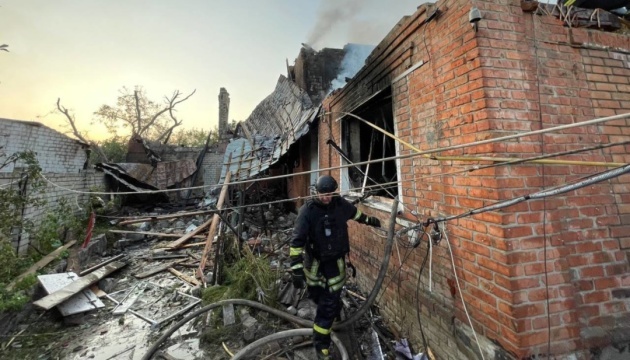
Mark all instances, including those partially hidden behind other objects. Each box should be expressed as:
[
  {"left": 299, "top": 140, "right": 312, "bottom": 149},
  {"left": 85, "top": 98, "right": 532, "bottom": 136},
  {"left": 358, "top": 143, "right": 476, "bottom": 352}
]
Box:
[
  {"left": 320, "top": 0, "right": 630, "bottom": 359},
  {"left": 293, "top": 46, "right": 346, "bottom": 104},
  {"left": 0, "top": 119, "right": 104, "bottom": 254}
]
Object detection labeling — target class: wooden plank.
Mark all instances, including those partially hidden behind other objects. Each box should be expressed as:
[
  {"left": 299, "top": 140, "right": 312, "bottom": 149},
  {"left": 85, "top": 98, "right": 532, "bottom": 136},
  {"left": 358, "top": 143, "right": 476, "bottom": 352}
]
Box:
[
  {"left": 33, "top": 261, "right": 127, "bottom": 310},
  {"left": 108, "top": 230, "right": 205, "bottom": 239},
  {"left": 166, "top": 218, "right": 213, "bottom": 249},
  {"left": 198, "top": 172, "right": 231, "bottom": 281},
  {"left": 118, "top": 209, "right": 216, "bottom": 226},
  {"left": 133, "top": 260, "right": 183, "bottom": 279},
  {"left": 79, "top": 254, "right": 126, "bottom": 276},
  {"left": 168, "top": 268, "right": 201, "bottom": 286},
  {"left": 7, "top": 241, "right": 77, "bottom": 291}
]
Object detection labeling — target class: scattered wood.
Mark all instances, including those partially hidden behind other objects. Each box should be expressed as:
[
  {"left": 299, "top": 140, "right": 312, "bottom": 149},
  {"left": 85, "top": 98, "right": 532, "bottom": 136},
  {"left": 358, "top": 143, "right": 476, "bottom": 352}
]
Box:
[
  {"left": 150, "top": 254, "right": 189, "bottom": 261},
  {"left": 164, "top": 241, "right": 206, "bottom": 250},
  {"left": 133, "top": 260, "right": 184, "bottom": 279},
  {"left": 166, "top": 218, "right": 213, "bottom": 249},
  {"left": 108, "top": 229, "right": 205, "bottom": 239},
  {"left": 118, "top": 209, "right": 217, "bottom": 226},
  {"left": 7, "top": 241, "right": 77, "bottom": 290},
  {"left": 33, "top": 261, "right": 127, "bottom": 310},
  {"left": 79, "top": 254, "right": 126, "bottom": 277},
  {"left": 168, "top": 267, "right": 201, "bottom": 286},
  {"left": 347, "top": 289, "right": 367, "bottom": 302},
  {"left": 89, "top": 285, "right": 107, "bottom": 298},
  {"left": 198, "top": 172, "right": 231, "bottom": 281}
]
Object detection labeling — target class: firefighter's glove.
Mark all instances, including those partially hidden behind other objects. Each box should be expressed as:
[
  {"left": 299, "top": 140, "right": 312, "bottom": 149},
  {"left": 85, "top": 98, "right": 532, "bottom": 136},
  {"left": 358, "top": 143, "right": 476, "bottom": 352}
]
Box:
[
  {"left": 292, "top": 270, "right": 306, "bottom": 289},
  {"left": 367, "top": 216, "right": 381, "bottom": 228}
]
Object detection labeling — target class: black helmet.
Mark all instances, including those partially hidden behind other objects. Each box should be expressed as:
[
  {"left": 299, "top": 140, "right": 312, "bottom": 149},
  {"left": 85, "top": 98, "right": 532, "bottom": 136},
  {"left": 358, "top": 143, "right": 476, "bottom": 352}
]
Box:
[{"left": 316, "top": 175, "right": 338, "bottom": 193}]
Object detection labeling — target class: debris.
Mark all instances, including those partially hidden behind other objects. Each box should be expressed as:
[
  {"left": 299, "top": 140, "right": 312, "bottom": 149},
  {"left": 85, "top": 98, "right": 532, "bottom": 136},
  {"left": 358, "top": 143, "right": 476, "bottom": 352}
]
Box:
[
  {"left": 79, "top": 253, "right": 126, "bottom": 276},
  {"left": 104, "top": 344, "right": 135, "bottom": 360},
  {"left": 167, "top": 267, "right": 201, "bottom": 286},
  {"left": 222, "top": 303, "right": 235, "bottom": 326},
  {"left": 37, "top": 272, "right": 105, "bottom": 316},
  {"left": 222, "top": 342, "right": 235, "bottom": 357},
  {"left": 112, "top": 283, "right": 143, "bottom": 315},
  {"left": 108, "top": 229, "right": 205, "bottom": 239},
  {"left": 133, "top": 260, "right": 184, "bottom": 279},
  {"left": 33, "top": 261, "right": 127, "bottom": 310},
  {"left": 166, "top": 217, "right": 212, "bottom": 249},
  {"left": 118, "top": 209, "right": 216, "bottom": 226},
  {"left": 7, "top": 240, "right": 77, "bottom": 290},
  {"left": 198, "top": 171, "right": 231, "bottom": 280}
]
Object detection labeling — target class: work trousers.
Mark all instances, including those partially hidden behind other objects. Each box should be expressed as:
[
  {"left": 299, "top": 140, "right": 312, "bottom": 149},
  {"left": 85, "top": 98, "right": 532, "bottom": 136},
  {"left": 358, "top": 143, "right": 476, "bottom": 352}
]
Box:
[{"left": 303, "top": 257, "right": 347, "bottom": 351}]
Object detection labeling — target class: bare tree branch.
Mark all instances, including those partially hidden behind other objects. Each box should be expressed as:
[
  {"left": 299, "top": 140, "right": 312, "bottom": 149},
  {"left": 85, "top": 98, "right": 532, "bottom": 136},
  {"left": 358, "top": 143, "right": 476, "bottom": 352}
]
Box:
[
  {"left": 146, "top": 89, "right": 196, "bottom": 142},
  {"left": 134, "top": 90, "right": 142, "bottom": 135},
  {"left": 57, "top": 98, "right": 109, "bottom": 162}
]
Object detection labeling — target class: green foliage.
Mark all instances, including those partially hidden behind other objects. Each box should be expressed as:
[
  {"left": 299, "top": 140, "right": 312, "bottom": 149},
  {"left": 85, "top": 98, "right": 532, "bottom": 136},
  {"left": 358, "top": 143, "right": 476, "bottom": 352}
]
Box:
[
  {"left": 169, "top": 127, "right": 217, "bottom": 147},
  {"left": 0, "top": 237, "right": 36, "bottom": 312},
  {"left": 30, "top": 198, "right": 84, "bottom": 258},
  {"left": 0, "top": 151, "right": 45, "bottom": 241},
  {"left": 202, "top": 242, "right": 278, "bottom": 305},
  {"left": 92, "top": 135, "right": 127, "bottom": 164}
]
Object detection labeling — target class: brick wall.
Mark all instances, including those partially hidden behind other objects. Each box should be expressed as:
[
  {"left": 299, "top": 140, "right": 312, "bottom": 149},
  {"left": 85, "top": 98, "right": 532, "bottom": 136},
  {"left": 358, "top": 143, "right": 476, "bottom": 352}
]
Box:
[
  {"left": 0, "top": 119, "right": 105, "bottom": 254},
  {"left": 320, "top": 1, "right": 630, "bottom": 359},
  {"left": 202, "top": 149, "right": 224, "bottom": 188}
]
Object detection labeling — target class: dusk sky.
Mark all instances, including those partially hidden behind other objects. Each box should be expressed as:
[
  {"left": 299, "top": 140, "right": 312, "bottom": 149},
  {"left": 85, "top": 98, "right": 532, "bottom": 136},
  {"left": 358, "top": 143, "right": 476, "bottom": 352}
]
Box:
[{"left": 1, "top": 0, "right": 422, "bottom": 140}]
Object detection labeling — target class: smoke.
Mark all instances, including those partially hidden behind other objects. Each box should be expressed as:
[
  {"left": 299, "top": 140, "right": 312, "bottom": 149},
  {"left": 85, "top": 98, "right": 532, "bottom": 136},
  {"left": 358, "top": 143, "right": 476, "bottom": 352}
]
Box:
[
  {"left": 330, "top": 43, "right": 375, "bottom": 91},
  {"left": 307, "top": 0, "right": 362, "bottom": 48}
]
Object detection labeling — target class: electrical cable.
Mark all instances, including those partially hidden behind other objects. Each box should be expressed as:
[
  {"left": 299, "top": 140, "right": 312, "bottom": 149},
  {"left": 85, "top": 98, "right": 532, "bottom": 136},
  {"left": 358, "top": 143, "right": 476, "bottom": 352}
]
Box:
[
  {"left": 532, "top": 12, "right": 553, "bottom": 358},
  {"left": 34, "top": 113, "right": 630, "bottom": 197},
  {"left": 415, "top": 234, "right": 431, "bottom": 352},
  {"left": 442, "top": 223, "right": 485, "bottom": 360}
]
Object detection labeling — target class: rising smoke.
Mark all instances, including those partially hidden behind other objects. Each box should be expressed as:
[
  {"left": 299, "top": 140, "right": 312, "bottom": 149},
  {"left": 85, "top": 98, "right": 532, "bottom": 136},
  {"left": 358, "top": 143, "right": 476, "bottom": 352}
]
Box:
[
  {"left": 330, "top": 43, "right": 375, "bottom": 91},
  {"left": 307, "top": 0, "right": 363, "bottom": 48}
]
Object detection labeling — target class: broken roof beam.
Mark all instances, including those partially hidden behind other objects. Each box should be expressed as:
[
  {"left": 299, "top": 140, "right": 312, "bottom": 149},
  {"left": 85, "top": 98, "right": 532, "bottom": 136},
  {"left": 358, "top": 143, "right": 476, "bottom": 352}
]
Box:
[{"left": 197, "top": 171, "right": 231, "bottom": 283}]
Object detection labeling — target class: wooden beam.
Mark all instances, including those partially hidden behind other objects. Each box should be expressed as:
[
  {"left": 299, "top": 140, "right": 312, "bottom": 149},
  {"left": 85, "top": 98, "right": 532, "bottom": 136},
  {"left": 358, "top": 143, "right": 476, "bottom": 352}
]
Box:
[
  {"left": 133, "top": 260, "right": 184, "bottom": 279},
  {"left": 108, "top": 230, "right": 205, "bottom": 239},
  {"left": 79, "top": 254, "right": 126, "bottom": 276},
  {"left": 7, "top": 241, "right": 77, "bottom": 291},
  {"left": 166, "top": 218, "right": 213, "bottom": 249},
  {"left": 168, "top": 267, "right": 201, "bottom": 286},
  {"left": 117, "top": 209, "right": 216, "bottom": 226},
  {"left": 198, "top": 171, "right": 231, "bottom": 282},
  {"left": 33, "top": 261, "right": 127, "bottom": 310}
]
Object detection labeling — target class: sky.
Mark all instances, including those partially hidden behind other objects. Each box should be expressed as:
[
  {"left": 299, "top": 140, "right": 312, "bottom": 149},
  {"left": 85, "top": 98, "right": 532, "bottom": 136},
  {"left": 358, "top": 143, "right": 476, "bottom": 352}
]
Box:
[{"left": 0, "top": 0, "right": 422, "bottom": 141}]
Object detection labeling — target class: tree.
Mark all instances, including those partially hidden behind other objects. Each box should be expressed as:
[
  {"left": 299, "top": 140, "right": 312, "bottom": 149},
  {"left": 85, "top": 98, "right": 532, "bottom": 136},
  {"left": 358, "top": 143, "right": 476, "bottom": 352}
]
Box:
[
  {"left": 57, "top": 86, "right": 196, "bottom": 162},
  {"left": 93, "top": 86, "right": 196, "bottom": 142},
  {"left": 169, "top": 127, "right": 219, "bottom": 147}
]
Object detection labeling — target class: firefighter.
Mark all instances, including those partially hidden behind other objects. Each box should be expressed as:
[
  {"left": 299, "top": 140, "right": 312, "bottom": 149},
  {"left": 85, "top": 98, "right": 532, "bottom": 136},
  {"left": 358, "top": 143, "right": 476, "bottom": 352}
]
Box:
[{"left": 290, "top": 175, "right": 381, "bottom": 359}]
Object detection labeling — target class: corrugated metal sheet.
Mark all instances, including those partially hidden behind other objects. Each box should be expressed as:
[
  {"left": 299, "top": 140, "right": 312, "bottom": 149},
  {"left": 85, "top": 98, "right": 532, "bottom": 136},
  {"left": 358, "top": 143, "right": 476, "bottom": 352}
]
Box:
[{"left": 220, "top": 75, "right": 320, "bottom": 182}]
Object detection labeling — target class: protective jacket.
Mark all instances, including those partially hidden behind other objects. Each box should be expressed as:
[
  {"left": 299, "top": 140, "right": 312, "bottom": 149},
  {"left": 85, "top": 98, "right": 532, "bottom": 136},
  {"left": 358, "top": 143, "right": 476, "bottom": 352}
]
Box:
[{"left": 290, "top": 196, "right": 360, "bottom": 262}]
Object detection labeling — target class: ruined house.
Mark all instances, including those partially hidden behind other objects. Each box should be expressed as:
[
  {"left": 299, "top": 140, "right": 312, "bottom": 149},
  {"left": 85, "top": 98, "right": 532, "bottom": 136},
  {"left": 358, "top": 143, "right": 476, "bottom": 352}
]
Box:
[
  {"left": 0, "top": 118, "right": 104, "bottom": 254},
  {"left": 282, "top": 1, "right": 630, "bottom": 359},
  {"left": 215, "top": 1, "right": 630, "bottom": 357}
]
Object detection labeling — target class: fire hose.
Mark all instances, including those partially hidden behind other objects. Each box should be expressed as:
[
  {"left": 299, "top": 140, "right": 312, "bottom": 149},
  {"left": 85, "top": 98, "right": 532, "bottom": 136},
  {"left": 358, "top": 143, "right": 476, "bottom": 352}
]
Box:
[{"left": 141, "top": 198, "right": 398, "bottom": 359}]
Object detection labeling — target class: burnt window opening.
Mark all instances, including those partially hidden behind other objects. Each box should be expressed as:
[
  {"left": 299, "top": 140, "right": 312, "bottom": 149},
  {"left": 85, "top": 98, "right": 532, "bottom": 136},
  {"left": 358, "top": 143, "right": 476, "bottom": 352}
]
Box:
[{"left": 340, "top": 87, "right": 398, "bottom": 199}]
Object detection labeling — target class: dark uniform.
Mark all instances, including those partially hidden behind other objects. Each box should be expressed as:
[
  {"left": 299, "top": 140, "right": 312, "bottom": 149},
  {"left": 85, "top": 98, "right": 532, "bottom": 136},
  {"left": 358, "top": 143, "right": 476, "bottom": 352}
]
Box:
[{"left": 290, "top": 176, "right": 380, "bottom": 359}]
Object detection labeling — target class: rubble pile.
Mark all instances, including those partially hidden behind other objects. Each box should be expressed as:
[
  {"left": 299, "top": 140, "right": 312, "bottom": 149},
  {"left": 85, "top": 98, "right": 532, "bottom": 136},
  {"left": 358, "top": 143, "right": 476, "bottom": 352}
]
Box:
[{"left": 0, "top": 190, "right": 406, "bottom": 360}]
